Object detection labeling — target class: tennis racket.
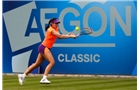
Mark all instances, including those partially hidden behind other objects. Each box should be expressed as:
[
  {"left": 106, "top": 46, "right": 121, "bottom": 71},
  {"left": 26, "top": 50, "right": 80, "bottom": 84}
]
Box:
[{"left": 75, "top": 28, "right": 93, "bottom": 38}]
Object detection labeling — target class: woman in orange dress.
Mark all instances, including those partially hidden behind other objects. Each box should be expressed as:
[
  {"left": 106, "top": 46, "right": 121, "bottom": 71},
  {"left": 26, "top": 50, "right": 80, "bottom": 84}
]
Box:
[{"left": 18, "top": 18, "right": 77, "bottom": 85}]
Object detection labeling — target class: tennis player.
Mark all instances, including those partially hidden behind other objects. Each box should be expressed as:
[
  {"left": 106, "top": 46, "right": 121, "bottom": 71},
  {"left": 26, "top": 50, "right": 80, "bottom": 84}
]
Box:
[{"left": 18, "top": 18, "right": 77, "bottom": 85}]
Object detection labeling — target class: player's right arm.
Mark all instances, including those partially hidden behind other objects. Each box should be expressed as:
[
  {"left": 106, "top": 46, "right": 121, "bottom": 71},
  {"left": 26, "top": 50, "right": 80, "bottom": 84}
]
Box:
[{"left": 51, "top": 29, "right": 76, "bottom": 39}]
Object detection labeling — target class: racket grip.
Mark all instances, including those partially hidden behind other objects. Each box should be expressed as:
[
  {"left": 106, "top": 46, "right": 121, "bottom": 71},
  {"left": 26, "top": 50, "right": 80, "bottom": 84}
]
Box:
[
  {"left": 76, "top": 34, "right": 80, "bottom": 36},
  {"left": 74, "top": 34, "right": 80, "bottom": 39}
]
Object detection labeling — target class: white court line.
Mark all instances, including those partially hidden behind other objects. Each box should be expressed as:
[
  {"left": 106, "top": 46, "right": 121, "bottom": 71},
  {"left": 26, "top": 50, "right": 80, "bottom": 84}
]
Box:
[{"left": 53, "top": 43, "right": 116, "bottom": 47}]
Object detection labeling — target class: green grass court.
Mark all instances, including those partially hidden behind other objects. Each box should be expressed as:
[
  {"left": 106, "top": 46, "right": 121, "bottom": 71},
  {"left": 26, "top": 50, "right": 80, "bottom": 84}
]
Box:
[{"left": 3, "top": 75, "right": 137, "bottom": 90}]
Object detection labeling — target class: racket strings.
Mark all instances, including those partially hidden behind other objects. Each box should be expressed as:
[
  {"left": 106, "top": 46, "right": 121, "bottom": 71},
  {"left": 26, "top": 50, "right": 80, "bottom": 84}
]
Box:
[{"left": 81, "top": 29, "right": 93, "bottom": 34}]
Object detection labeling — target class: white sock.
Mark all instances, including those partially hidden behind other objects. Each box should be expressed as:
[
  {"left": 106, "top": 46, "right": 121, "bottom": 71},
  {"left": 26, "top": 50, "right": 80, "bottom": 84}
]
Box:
[
  {"left": 23, "top": 73, "right": 26, "bottom": 78},
  {"left": 42, "top": 75, "right": 47, "bottom": 79}
]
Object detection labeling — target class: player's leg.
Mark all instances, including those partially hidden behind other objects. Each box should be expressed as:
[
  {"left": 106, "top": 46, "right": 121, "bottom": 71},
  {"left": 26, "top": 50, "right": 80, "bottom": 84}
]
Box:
[
  {"left": 18, "top": 53, "right": 44, "bottom": 85},
  {"left": 40, "top": 47, "right": 55, "bottom": 84},
  {"left": 24, "top": 53, "right": 44, "bottom": 74},
  {"left": 43, "top": 48, "right": 55, "bottom": 76}
]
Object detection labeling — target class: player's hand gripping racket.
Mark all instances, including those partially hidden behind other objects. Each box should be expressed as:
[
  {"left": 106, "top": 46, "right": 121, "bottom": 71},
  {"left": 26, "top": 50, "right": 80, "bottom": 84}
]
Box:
[{"left": 74, "top": 28, "right": 93, "bottom": 39}]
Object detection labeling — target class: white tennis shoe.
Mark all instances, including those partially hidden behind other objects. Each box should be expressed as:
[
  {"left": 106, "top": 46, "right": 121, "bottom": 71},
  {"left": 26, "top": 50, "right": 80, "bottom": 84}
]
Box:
[
  {"left": 18, "top": 74, "right": 25, "bottom": 85},
  {"left": 40, "top": 78, "right": 51, "bottom": 84}
]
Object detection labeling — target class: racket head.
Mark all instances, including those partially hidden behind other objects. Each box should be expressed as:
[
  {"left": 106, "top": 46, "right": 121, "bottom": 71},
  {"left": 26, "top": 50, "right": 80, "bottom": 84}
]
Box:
[
  {"left": 80, "top": 28, "right": 93, "bottom": 35},
  {"left": 74, "top": 28, "right": 93, "bottom": 39}
]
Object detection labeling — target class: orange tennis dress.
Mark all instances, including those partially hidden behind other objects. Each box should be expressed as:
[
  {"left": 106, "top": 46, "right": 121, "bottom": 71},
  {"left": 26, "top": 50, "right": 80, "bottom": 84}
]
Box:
[
  {"left": 38, "top": 26, "right": 59, "bottom": 54},
  {"left": 42, "top": 26, "right": 59, "bottom": 48}
]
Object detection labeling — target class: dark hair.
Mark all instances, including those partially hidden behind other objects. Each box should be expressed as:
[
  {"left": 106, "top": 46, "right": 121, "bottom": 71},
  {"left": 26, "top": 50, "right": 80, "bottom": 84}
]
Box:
[{"left": 45, "top": 18, "right": 57, "bottom": 31}]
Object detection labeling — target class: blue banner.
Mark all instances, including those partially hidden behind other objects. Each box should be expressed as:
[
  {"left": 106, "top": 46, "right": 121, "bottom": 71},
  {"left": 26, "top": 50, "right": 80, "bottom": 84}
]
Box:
[{"left": 3, "top": 0, "right": 137, "bottom": 75}]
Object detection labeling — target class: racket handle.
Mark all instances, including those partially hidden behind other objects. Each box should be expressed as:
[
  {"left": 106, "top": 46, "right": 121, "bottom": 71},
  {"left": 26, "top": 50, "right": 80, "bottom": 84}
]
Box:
[
  {"left": 76, "top": 34, "right": 80, "bottom": 37},
  {"left": 74, "top": 34, "right": 80, "bottom": 39}
]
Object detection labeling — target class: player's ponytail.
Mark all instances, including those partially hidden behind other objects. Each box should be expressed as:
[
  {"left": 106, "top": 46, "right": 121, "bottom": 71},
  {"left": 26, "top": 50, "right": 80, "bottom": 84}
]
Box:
[
  {"left": 45, "top": 18, "right": 57, "bottom": 31},
  {"left": 45, "top": 25, "right": 50, "bottom": 31}
]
